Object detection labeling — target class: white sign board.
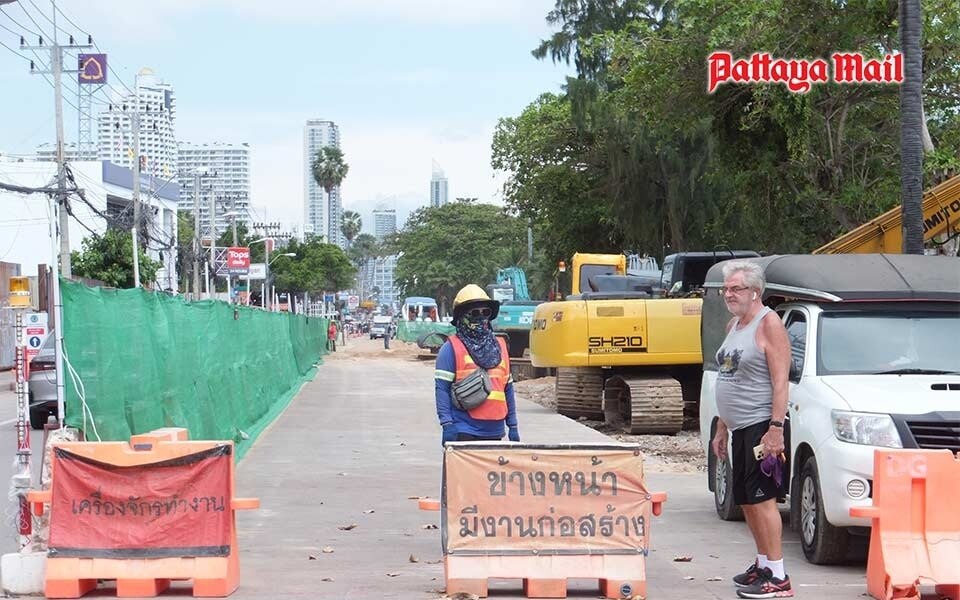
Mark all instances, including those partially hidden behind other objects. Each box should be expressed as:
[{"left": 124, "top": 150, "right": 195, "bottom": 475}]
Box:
[
  {"left": 242, "top": 263, "right": 267, "bottom": 280},
  {"left": 21, "top": 312, "right": 49, "bottom": 363},
  {"left": 347, "top": 295, "right": 359, "bottom": 309}
]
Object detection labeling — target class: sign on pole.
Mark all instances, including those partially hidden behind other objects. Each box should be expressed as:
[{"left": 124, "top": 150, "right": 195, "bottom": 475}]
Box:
[
  {"left": 78, "top": 54, "right": 107, "bottom": 84},
  {"left": 21, "top": 312, "right": 49, "bottom": 363},
  {"left": 242, "top": 263, "right": 266, "bottom": 280},
  {"left": 347, "top": 295, "right": 359, "bottom": 310},
  {"left": 226, "top": 247, "right": 250, "bottom": 275}
]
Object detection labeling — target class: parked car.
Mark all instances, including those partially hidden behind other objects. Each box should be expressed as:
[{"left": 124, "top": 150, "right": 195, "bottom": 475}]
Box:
[{"left": 28, "top": 332, "right": 57, "bottom": 429}]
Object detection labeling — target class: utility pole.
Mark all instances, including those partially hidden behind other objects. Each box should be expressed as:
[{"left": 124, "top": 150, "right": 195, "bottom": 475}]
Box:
[
  {"left": 192, "top": 172, "right": 201, "bottom": 298},
  {"left": 131, "top": 111, "right": 141, "bottom": 287},
  {"left": 22, "top": 25, "right": 93, "bottom": 278}
]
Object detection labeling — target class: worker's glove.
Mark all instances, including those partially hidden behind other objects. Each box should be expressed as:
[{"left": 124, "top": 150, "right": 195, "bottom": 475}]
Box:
[
  {"left": 441, "top": 423, "right": 457, "bottom": 446},
  {"left": 508, "top": 426, "right": 521, "bottom": 443}
]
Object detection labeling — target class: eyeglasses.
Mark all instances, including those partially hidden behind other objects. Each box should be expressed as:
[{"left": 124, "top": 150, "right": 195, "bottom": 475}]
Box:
[
  {"left": 465, "top": 307, "right": 492, "bottom": 318},
  {"left": 718, "top": 285, "right": 751, "bottom": 296}
]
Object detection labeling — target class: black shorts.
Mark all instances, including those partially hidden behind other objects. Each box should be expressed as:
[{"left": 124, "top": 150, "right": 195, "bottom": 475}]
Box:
[{"left": 731, "top": 420, "right": 782, "bottom": 505}]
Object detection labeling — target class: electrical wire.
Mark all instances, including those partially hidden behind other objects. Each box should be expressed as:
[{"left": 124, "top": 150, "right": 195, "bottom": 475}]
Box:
[
  {"left": 52, "top": 2, "right": 137, "bottom": 98},
  {"left": 0, "top": 6, "right": 39, "bottom": 38},
  {"left": 14, "top": 1, "right": 47, "bottom": 40},
  {"left": 24, "top": 0, "right": 70, "bottom": 40}
]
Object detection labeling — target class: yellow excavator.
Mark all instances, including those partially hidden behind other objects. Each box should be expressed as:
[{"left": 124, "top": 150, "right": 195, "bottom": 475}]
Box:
[
  {"left": 813, "top": 175, "right": 960, "bottom": 254},
  {"left": 530, "top": 250, "right": 757, "bottom": 434}
]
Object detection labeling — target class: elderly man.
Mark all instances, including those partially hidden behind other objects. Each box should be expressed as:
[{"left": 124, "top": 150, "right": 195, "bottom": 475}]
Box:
[{"left": 711, "top": 260, "right": 794, "bottom": 599}]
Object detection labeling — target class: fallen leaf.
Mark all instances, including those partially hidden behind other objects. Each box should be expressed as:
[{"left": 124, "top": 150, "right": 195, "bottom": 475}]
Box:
[
  {"left": 673, "top": 556, "right": 693, "bottom": 562},
  {"left": 308, "top": 555, "right": 317, "bottom": 560},
  {"left": 363, "top": 509, "right": 375, "bottom": 514},
  {"left": 338, "top": 523, "right": 358, "bottom": 531},
  {"left": 445, "top": 593, "right": 480, "bottom": 600},
  {"left": 321, "top": 577, "right": 334, "bottom": 582},
  {"left": 321, "top": 546, "right": 334, "bottom": 553},
  {"left": 425, "top": 559, "right": 442, "bottom": 564},
  {"left": 400, "top": 442, "right": 406, "bottom": 446},
  {"left": 709, "top": 554, "right": 719, "bottom": 559},
  {"left": 386, "top": 572, "right": 400, "bottom": 577},
  {"left": 409, "top": 554, "right": 419, "bottom": 563},
  {"left": 422, "top": 523, "right": 438, "bottom": 530},
  {"left": 408, "top": 496, "right": 420, "bottom": 500},
  {"left": 683, "top": 576, "right": 695, "bottom": 581},
  {"left": 338, "top": 472, "right": 347, "bottom": 476},
  {"left": 706, "top": 577, "right": 723, "bottom": 582}
]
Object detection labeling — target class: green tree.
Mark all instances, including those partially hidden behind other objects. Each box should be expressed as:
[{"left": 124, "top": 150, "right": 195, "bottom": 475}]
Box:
[
  {"left": 341, "top": 210, "right": 362, "bottom": 247},
  {"left": 311, "top": 146, "right": 350, "bottom": 194},
  {"left": 393, "top": 203, "right": 526, "bottom": 314},
  {"left": 271, "top": 237, "right": 355, "bottom": 296},
  {"left": 72, "top": 228, "right": 161, "bottom": 289}
]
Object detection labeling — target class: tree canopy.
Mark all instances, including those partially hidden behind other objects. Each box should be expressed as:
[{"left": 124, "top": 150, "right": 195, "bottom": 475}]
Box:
[
  {"left": 393, "top": 202, "right": 527, "bottom": 312},
  {"left": 72, "top": 228, "right": 161, "bottom": 289},
  {"left": 311, "top": 146, "right": 350, "bottom": 194},
  {"left": 270, "top": 237, "right": 355, "bottom": 296},
  {"left": 493, "top": 0, "right": 960, "bottom": 293}
]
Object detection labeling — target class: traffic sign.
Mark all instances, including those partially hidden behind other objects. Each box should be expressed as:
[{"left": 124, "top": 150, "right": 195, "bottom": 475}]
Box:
[{"left": 21, "top": 312, "right": 49, "bottom": 363}]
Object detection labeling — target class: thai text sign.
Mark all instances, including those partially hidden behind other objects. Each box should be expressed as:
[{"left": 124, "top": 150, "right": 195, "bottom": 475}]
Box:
[
  {"left": 226, "top": 247, "right": 251, "bottom": 275},
  {"left": 48, "top": 445, "right": 232, "bottom": 558},
  {"left": 443, "top": 443, "right": 652, "bottom": 555}
]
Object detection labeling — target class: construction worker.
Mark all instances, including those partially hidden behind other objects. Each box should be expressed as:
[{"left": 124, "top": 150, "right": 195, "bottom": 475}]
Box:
[{"left": 434, "top": 284, "right": 520, "bottom": 444}]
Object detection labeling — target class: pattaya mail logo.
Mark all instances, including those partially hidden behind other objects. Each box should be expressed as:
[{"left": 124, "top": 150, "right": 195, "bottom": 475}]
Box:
[{"left": 707, "top": 51, "right": 903, "bottom": 94}]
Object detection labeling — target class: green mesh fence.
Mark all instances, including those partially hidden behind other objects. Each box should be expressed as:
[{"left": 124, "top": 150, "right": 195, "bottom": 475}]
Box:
[
  {"left": 395, "top": 320, "right": 454, "bottom": 344},
  {"left": 60, "top": 279, "right": 328, "bottom": 458}
]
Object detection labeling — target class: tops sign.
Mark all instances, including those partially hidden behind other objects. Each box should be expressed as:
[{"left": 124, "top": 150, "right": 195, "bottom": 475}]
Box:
[{"left": 226, "top": 247, "right": 250, "bottom": 275}]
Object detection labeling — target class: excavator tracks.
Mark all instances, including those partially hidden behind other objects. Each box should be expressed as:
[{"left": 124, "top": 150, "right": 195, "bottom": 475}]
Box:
[
  {"left": 603, "top": 375, "right": 684, "bottom": 434},
  {"left": 555, "top": 367, "right": 605, "bottom": 420}
]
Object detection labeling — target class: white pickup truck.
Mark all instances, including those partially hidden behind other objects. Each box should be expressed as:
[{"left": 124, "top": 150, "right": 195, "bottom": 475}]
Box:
[{"left": 698, "top": 254, "right": 960, "bottom": 564}]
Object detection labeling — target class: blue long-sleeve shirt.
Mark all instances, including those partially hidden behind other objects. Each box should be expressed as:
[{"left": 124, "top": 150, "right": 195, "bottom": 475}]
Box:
[{"left": 434, "top": 340, "right": 517, "bottom": 438}]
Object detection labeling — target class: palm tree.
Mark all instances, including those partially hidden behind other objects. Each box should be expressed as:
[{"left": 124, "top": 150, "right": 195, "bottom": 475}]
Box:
[
  {"left": 899, "top": 0, "right": 923, "bottom": 254},
  {"left": 311, "top": 146, "right": 350, "bottom": 194},
  {"left": 341, "top": 210, "right": 362, "bottom": 247}
]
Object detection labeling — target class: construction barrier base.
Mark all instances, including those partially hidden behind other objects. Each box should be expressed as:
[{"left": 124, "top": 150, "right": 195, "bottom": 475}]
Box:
[{"left": 445, "top": 554, "right": 647, "bottom": 599}]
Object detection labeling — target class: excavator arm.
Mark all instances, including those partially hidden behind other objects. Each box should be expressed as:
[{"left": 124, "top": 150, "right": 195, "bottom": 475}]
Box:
[{"left": 813, "top": 175, "right": 960, "bottom": 254}]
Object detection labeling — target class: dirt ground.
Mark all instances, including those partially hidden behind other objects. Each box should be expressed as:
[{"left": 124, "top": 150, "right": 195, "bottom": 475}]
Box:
[{"left": 332, "top": 338, "right": 707, "bottom": 473}]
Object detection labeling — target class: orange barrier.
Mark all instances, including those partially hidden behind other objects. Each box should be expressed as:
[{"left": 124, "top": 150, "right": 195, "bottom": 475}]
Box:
[
  {"left": 28, "top": 428, "right": 260, "bottom": 598},
  {"left": 849, "top": 449, "right": 960, "bottom": 600},
  {"left": 435, "top": 442, "right": 666, "bottom": 599}
]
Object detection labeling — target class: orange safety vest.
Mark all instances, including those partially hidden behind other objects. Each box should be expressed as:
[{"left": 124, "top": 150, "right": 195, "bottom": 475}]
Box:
[{"left": 449, "top": 335, "right": 510, "bottom": 421}]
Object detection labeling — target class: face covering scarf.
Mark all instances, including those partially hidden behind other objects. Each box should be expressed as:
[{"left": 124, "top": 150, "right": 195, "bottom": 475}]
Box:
[{"left": 455, "top": 312, "right": 502, "bottom": 369}]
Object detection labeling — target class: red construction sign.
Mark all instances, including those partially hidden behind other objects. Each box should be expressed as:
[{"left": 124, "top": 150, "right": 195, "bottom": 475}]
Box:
[
  {"left": 48, "top": 446, "right": 232, "bottom": 558},
  {"left": 226, "top": 247, "right": 251, "bottom": 275}
]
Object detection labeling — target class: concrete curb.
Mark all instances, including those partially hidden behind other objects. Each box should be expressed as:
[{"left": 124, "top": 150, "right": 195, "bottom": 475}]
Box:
[{"left": 1, "top": 552, "right": 45, "bottom": 596}]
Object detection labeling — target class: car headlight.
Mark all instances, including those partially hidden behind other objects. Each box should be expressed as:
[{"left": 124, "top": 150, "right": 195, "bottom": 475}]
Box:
[{"left": 831, "top": 410, "right": 903, "bottom": 448}]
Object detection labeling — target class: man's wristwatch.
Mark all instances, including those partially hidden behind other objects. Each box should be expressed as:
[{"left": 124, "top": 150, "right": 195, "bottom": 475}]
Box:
[{"left": 769, "top": 420, "right": 784, "bottom": 428}]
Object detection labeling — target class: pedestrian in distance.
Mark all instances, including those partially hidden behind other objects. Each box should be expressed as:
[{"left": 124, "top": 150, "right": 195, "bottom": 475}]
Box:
[
  {"left": 327, "top": 320, "right": 338, "bottom": 353},
  {"left": 434, "top": 284, "right": 519, "bottom": 445},
  {"left": 711, "top": 260, "right": 794, "bottom": 599}
]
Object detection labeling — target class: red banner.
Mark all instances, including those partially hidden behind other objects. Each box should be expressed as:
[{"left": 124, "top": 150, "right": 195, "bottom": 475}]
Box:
[{"left": 49, "top": 445, "right": 232, "bottom": 558}]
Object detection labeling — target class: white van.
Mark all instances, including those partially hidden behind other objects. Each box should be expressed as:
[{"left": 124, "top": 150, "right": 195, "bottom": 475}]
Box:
[
  {"left": 370, "top": 315, "right": 393, "bottom": 339},
  {"left": 698, "top": 254, "right": 960, "bottom": 564}
]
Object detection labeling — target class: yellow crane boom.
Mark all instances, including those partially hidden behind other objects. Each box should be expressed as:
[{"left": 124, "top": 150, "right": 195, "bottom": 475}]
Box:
[{"left": 813, "top": 175, "right": 960, "bottom": 254}]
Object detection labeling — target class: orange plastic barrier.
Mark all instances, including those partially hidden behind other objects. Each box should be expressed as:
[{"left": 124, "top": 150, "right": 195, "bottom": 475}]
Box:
[
  {"left": 849, "top": 449, "right": 960, "bottom": 600},
  {"left": 437, "top": 442, "right": 666, "bottom": 599},
  {"left": 28, "top": 428, "right": 260, "bottom": 598}
]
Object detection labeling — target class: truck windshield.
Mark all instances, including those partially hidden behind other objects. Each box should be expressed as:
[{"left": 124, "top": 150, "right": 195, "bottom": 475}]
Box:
[{"left": 818, "top": 311, "right": 960, "bottom": 376}]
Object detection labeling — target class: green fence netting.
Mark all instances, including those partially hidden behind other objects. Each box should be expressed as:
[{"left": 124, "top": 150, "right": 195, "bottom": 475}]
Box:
[
  {"left": 61, "top": 279, "right": 328, "bottom": 458},
  {"left": 395, "top": 320, "right": 455, "bottom": 345}
]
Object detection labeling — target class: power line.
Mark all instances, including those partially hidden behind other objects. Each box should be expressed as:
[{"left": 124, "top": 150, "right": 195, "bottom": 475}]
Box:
[
  {"left": 24, "top": 0, "right": 70, "bottom": 39},
  {"left": 14, "top": 2, "right": 46, "bottom": 38},
  {"left": 0, "top": 35, "right": 31, "bottom": 63},
  {"left": 52, "top": 2, "right": 137, "bottom": 98}
]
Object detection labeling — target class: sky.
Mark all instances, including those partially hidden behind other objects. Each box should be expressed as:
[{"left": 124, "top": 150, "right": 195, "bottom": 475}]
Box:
[{"left": 0, "top": 0, "right": 572, "bottom": 237}]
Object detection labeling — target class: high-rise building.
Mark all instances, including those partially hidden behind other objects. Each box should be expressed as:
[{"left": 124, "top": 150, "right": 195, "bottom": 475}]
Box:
[
  {"left": 34, "top": 142, "right": 97, "bottom": 162},
  {"left": 178, "top": 142, "right": 252, "bottom": 237},
  {"left": 361, "top": 255, "right": 398, "bottom": 308},
  {"left": 97, "top": 68, "right": 177, "bottom": 178},
  {"left": 373, "top": 206, "right": 397, "bottom": 241},
  {"left": 430, "top": 160, "right": 448, "bottom": 208},
  {"left": 303, "top": 119, "right": 344, "bottom": 247}
]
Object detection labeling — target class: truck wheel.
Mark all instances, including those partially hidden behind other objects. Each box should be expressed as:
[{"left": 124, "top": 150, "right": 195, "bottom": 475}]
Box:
[
  {"left": 712, "top": 452, "right": 744, "bottom": 521},
  {"left": 799, "top": 456, "right": 849, "bottom": 564}
]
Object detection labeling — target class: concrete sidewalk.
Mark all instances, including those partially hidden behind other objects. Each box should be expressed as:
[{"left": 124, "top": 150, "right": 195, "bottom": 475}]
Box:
[{"left": 225, "top": 345, "right": 869, "bottom": 600}]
